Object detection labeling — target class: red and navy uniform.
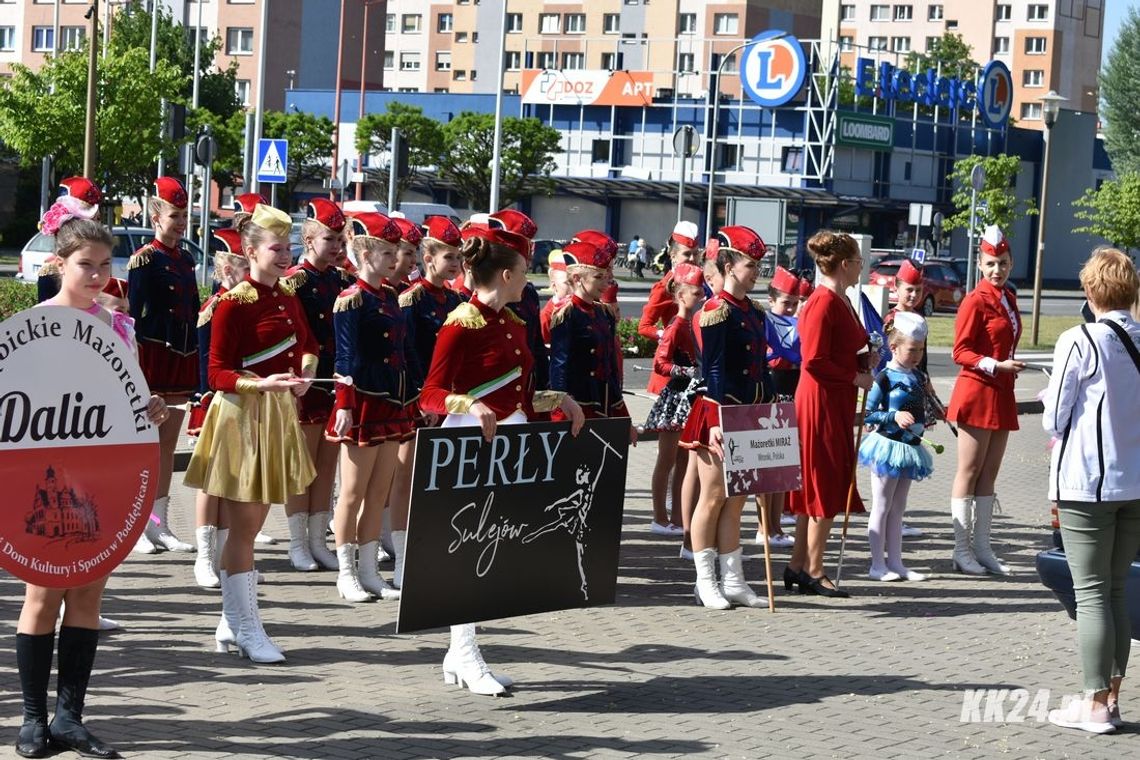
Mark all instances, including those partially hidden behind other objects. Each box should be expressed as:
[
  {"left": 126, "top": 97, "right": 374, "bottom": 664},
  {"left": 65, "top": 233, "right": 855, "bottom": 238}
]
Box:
[
  {"left": 208, "top": 278, "right": 318, "bottom": 392},
  {"left": 420, "top": 297, "right": 543, "bottom": 420},
  {"left": 654, "top": 315, "right": 699, "bottom": 380},
  {"left": 682, "top": 293, "right": 771, "bottom": 448},
  {"left": 400, "top": 278, "right": 463, "bottom": 386},
  {"left": 508, "top": 281, "right": 549, "bottom": 390},
  {"left": 326, "top": 280, "right": 421, "bottom": 445},
  {"left": 285, "top": 260, "right": 355, "bottom": 424},
  {"left": 128, "top": 238, "right": 201, "bottom": 394},
  {"left": 549, "top": 295, "right": 629, "bottom": 419}
]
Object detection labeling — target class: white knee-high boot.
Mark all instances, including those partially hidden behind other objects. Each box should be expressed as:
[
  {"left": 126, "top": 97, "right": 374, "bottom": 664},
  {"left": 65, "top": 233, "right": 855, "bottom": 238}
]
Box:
[
  {"left": 693, "top": 548, "right": 731, "bottom": 609},
  {"left": 392, "top": 530, "right": 407, "bottom": 589},
  {"left": 972, "top": 495, "right": 1010, "bottom": 575},
  {"left": 358, "top": 541, "right": 400, "bottom": 600},
  {"left": 229, "top": 571, "right": 285, "bottom": 664},
  {"left": 194, "top": 525, "right": 220, "bottom": 589},
  {"left": 719, "top": 548, "right": 764, "bottom": 608},
  {"left": 442, "top": 624, "right": 507, "bottom": 696},
  {"left": 146, "top": 496, "right": 195, "bottom": 552},
  {"left": 287, "top": 512, "right": 318, "bottom": 571},
  {"left": 951, "top": 497, "right": 986, "bottom": 575},
  {"left": 335, "top": 544, "right": 374, "bottom": 603},
  {"left": 308, "top": 511, "right": 338, "bottom": 570}
]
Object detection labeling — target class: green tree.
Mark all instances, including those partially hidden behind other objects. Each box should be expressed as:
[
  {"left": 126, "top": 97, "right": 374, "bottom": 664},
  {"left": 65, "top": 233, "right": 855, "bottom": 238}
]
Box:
[
  {"left": 1072, "top": 173, "right": 1140, "bottom": 251},
  {"left": 261, "top": 110, "right": 335, "bottom": 206},
  {"left": 904, "top": 33, "right": 979, "bottom": 80},
  {"left": 1100, "top": 8, "right": 1140, "bottom": 175},
  {"left": 945, "top": 153, "right": 1037, "bottom": 235},
  {"left": 0, "top": 46, "right": 185, "bottom": 200},
  {"left": 437, "top": 112, "right": 561, "bottom": 210},
  {"left": 355, "top": 102, "right": 445, "bottom": 202}
]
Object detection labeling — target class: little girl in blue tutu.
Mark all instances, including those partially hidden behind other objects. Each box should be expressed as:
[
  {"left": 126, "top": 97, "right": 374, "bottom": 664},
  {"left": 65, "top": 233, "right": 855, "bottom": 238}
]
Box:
[{"left": 859, "top": 311, "right": 934, "bottom": 581}]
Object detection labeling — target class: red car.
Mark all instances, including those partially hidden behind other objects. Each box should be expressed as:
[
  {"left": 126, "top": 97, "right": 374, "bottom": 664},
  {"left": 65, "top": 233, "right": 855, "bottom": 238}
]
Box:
[{"left": 870, "top": 257, "right": 965, "bottom": 316}]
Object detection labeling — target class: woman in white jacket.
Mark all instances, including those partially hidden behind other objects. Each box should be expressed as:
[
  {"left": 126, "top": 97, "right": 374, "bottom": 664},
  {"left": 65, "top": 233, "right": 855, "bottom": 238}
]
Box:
[{"left": 1042, "top": 247, "right": 1140, "bottom": 735}]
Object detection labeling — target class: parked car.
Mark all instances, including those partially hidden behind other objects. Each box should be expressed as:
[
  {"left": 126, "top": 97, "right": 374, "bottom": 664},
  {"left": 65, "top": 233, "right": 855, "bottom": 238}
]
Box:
[
  {"left": 870, "top": 257, "right": 965, "bottom": 316},
  {"left": 1036, "top": 505, "right": 1140, "bottom": 640},
  {"left": 530, "top": 239, "right": 564, "bottom": 273},
  {"left": 17, "top": 227, "right": 208, "bottom": 284}
]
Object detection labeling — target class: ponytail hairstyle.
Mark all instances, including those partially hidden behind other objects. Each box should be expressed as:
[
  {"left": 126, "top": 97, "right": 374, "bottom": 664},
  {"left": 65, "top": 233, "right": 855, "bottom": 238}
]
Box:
[
  {"left": 806, "top": 231, "right": 858, "bottom": 276},
  {"left": 461, "top": 236, "right": 522, "bottom": 288}
]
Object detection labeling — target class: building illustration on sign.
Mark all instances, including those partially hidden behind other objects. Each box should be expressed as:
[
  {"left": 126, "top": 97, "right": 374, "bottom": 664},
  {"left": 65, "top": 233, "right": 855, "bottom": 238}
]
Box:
[{"left": 25, "top": 465, "right": 101, "bottom": 542}]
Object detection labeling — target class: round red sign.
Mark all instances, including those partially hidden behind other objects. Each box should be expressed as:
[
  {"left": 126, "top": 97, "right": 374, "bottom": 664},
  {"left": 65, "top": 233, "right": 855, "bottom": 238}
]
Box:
[{"left": 0, "top": 306, "right": 160, "bottom": 587}]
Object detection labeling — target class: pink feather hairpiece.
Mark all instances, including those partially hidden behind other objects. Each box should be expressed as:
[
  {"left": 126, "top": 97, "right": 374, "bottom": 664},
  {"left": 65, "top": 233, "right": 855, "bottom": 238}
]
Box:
[{"left": 39, "top": 195, "right": 99, "bottom": 236}]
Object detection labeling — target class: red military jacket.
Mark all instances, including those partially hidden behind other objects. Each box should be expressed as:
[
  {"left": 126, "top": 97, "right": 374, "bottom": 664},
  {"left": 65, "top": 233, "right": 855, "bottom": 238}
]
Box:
[
  {"left": 951, "top": 279, "right": 1021, "bottom": 391},
  {"left": 208, "top": 277, "right": 319, "bottom": 393},
  {"left": 638, "top": 273, "right": 677, "bottom": 342},
  {"left": 420, "top": 296, "right": 563, "bottom": 420}
]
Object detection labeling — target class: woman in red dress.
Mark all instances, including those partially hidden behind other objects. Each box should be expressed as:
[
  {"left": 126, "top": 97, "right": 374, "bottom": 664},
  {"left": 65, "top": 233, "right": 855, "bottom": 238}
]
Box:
[
  {"left": 786, "top": 231, "right": 873, "bottom": 598},
  {"left": 946, "top": 226, "right": 1024, "bottom": 575}
]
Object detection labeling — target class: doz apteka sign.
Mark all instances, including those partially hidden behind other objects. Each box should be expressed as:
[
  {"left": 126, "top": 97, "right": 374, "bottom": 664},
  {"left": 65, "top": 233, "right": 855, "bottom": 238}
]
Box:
[{"left": 0, "top": 307, "right": 159, "bottom": 587}]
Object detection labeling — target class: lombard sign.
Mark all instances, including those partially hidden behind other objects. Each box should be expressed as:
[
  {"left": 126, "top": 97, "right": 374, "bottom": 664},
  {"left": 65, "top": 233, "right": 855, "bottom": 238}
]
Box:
[
  {"left": 836, "top": 112, "right": 894, "bottom": 150},
  {"left": 740, "top": 30, "right": 807, "bottom": 107},
  {"left": 520, "top": 69, "right": 654, "bottom": 107},
  {"left": 854, "top": 58, "right": 1014, "bottom": 128}
]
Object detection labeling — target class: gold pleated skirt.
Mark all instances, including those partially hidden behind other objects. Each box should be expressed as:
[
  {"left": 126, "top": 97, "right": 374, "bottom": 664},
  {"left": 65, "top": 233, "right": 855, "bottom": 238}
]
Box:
[{"left": 185, "top": 390, "right": 316, "bottom": 504}]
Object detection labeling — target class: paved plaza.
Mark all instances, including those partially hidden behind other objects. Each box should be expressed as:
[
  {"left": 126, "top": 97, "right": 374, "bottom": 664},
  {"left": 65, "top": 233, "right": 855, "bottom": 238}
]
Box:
[{"left": 2, "top": 378, "right": 1134, "bottom": 759}]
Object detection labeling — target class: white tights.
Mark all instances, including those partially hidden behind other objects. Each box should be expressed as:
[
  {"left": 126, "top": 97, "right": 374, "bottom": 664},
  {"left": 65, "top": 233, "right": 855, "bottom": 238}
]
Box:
[{"left": 868, "top": 474, "right": 912, "bottom": 575}]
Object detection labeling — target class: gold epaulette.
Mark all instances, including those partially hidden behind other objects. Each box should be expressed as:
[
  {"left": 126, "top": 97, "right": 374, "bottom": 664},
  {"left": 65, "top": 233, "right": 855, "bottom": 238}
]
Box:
[
  {"left": 37, "top": 259, "right": 60, "bottom": 278},
  {"left": 398, "top": 283, "right": 424, "bottom": 309},
  {"left": 442, "top": 302, "right": 486, "bottom": 329},
  {"left": 219, "top": 281, "right": 258, "bottom": 304},
  {"left": 282, "top": 268, "right": 309, "bottom": 292},
  {"left": 338, "top": 268, "right": 356, "bottom": 286},
  {"left": 548, "top": 301, "right": 573, "bottom": 329},
  {"left": 699, "top": 300, "right": 729, "bottom": 328},
  {"left": 505, "top": 307, "right": 527, "bottom": 326},
  {"left": 277, "top": 278, "right": 296, "bottom": 297},
  {"left": 196, "top": 296, "right": 219, "bottom": 328},
  {"left": 126, "top": 245, "right": 154, "bottom": 270},
  {"left": 333, "top": 287, "right": 363, "bottom": 312}
]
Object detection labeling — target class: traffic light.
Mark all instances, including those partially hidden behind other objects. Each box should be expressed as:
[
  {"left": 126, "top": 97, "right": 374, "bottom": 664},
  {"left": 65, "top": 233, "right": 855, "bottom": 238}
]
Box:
[
  {"left": 169, "top": 103, "right": 187, "bottom": 142},
  {"left": 395, "top": 138, "right": 410, "bottom": 178}
]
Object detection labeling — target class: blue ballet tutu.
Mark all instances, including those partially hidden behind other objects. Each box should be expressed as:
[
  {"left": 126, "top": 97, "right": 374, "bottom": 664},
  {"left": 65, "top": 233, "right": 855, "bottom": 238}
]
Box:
[{"left": 858, "top": 431, "right": 934, "bottom": 480}]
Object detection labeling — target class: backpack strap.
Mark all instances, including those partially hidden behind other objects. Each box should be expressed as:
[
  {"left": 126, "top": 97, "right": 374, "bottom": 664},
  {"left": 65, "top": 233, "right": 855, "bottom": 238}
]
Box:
[{"left": 1100, "top": 318, "right": 1140, "bottom": 376}]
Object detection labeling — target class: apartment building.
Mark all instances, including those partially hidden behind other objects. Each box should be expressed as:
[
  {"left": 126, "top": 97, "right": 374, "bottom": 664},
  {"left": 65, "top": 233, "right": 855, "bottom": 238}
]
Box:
[
  {"left": 0, "top": 0, "right": 383, "bottom": 113},
  {"left": 821, "top": 0, "right": 1103, "bottom": 126}
]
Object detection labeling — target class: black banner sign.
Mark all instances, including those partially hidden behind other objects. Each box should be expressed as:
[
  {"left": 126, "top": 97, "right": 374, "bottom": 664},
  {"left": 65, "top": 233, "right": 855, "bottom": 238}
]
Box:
[{"left": 396, "top": 418, "right": 630, "bottom": 633}]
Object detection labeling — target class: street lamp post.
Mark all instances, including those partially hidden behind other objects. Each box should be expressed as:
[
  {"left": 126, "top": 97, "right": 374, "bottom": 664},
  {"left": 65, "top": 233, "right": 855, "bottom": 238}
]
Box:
[
  {"left": 1030, "top": 90, "right": 1067, "bottom": 346},
  {"left": 328, "top": 0, "right": 347, "bottom": 201},
  {"left": 703, "top": 34, "right": 785, "bottom": 238},
  {"left": 488, "top": 0, "right": 509, "bottom": 213},
  {"left": 82, "top": 0, "right": 98, "bottom": 177}
]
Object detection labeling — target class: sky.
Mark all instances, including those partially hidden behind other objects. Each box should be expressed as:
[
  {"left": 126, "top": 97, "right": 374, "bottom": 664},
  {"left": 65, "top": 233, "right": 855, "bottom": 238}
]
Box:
[{"left": 1102, "top": 1, "right": 1139, "bottom": 63}]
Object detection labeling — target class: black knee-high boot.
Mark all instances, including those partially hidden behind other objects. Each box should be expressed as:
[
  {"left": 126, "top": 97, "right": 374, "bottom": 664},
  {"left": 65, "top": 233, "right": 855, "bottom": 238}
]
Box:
[
  {"left": 47, "top": 626, "right": 120, "bottom": 759},
  {"left": 15, "top": 632, "right": 54, "bottom": 758}
]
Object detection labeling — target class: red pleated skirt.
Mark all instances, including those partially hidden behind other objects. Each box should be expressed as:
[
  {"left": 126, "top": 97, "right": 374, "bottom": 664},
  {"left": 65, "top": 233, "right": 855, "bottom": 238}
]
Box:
[
  {"left": 324, "top": 395, "right": 415, "bottom": 446},
  {"left": 186, "top": 393, "right": 212, "bottom": 437},
  {"left": 297, "top": 386, "right": 336, "bottom": 426},
  {"left": 679, "top": 394, "right": 716, "bottom": 450},
  {"left": 138, "top": 341, "right": 198, "bottom": 396}
]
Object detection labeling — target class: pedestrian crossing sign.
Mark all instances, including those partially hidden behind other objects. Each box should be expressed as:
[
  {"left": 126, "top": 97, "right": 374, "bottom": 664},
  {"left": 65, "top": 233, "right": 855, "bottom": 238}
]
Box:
[{"left": 255, "top": 139, "right": 288, "bottom": 184}]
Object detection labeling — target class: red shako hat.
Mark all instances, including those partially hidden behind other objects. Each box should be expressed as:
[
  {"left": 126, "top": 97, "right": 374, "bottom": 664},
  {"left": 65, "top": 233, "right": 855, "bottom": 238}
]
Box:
[
  {"left": 58, "top": 177, "right": 102, "bottom": 208},
  {"left": 422, "top": 215, "right": 462, "bottom": 247},
  {"left": 980, "top": 225, "right": 1010, "bottom": 257},
  {"left": 672, "top": 221, "right": 699, "bottom": 249},
  {"left": 391, "top": 215, "right": 423, "bottom": 246},
  {"left": 460, "top": 224, "right": 533, "bottom": 262},
  {"left": 233, "top": 193, "right": 268, "bottom": 215},
  {"left": 770, "top": 266, "right": 800, "bottom": 295},
  {"left": 154, "top": 177, "right": 188, "bottom": 209},
  {"left": 489, "top": 208, "right": 538, "bottom": 240},
  {"left": 571, "top": 230, "right": 619, "bottom": 260},
  {"left": 306, "top": 198, "right": 346, "bottom": 232},
  {"left": 797, "top": 274, "right": 814, "bottom": 298},
  {"left": 212, "top": 228, "right": 244, "bottom": 255},
  {"left": 715, "top": 226, "right": 766, "bottom": 261},
  {"left": 896, "top": 259, "right": 923, "bottom": 286},
  {"left": 672, "top": 262, "right": 705, "bottom": 288},
  {"left": 348, "top": 212, "right": 402, "bottom": 243},
  {"left": 561, "top": 240, "right": 614, "bottom": 270}
]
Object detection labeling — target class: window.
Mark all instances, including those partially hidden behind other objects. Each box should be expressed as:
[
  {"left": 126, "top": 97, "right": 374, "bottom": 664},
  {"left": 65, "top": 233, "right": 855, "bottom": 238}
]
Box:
[
  {"left": 435, "top": 51, "right": 451, "bottom": 71},
  {"left": 1023, "top": 69, "right": 1044, "bottom": 87},
  {"left": 539, "top": 14, "right": 560, "bottom": 34},
  {"left": 399, "top": 51, "right": 421, "bottom": 71},
  {"left": 506, "top": 13, "right": 522, "bottom": 33},
  {"left": 870, "top": 5, "right": 889, "bottom": 21},
  {"left": 1028, "top": 4, "right": 1049, "bottom": 21},
  {"left": 868, "top": 36, "right": 888, "bottom": 50},
  {"left": 840, "top": 4, "right": 856, "bottom": 21},
  {"left": 946, "top": 18, "right": 958, "bottom": 28},
  {"left": 398, "top": 87, "right": 417, "bottom": 93},
  {"left": 453, "top": 70, "right": 467, "bottom": 81},
  {"left": 565, "top": 14, "right": 586, "bottom": 33},
  {"left": 781, "top": 146, "right": 804, "bottom": 174},
  {"left": 894, "top": 5, "right": 913, "bottom": 21},
  {"left": 890, "top": 36, "right": 911, "bottom": 52},
  {"left": 471, "top": 70, "right": 477, "bottom": 81},
  {"left": 926, "top": 36, "right": 939, "bottom": 51},
  {"left": 1025, "top": 36, "right": 1047, "bottom": 54},
  {"left": 60, "top": 26, "right": 84, "bottom": 51},
  {"left": 927, "top": 4, "right": 943, "bottom": 20},
  {"left": 505, "top": 51, "right": 521, "bottom": 71},
  {"left": 719, "top": 143, "right": 740, "bottom": 170},
  {"left": 234, "top": 79, "right": 250, "bottom": 106},
  {"left": 562, "top": 52, "right": 584, "bottom": 70},
  {"left": 839, "top": 36, "right": 854, "bottom": 52},
  {"left": 994, "top": 36, "right": 1010, "bottom": 54},
  {"left": 0, "top": 27, "right": 14, "bottom": 52},
  {"left": 31, "top": 26, "right": 53, "bottom": 52},
  {"left": 385, "top": 14, "right": 395, "bottom": 32},
  {"left": 455, "top": 32, "right": 468, "bottom": 42},
  {"left": 591, "top": 139, "right": 610, "bottom": 164},
  {"left": 434, "top": 88, "right": 449, "bottom": 94},
  {"left": 678, "top": 52, "right": 695, "bottom": 72},
  {"left": 537, "top": 51, "right": 555, "bottom": 69},
  {"left": 713, "top": 13, "right": 738, "bottom": 35},
  {"left": 996, "top": 3, "right": 1011, "bottom": 21},
  {"left": 382, "top": 51, "right": 394, "bottom": 69},
  {"left": 722, "top": 53, "right": 738, "bottom": 73},
  {"left": 437, "top": 13, "right": 453, "bottom": 33},
  {"left": 225, "top": 27, "right": 253, "bottom": 55},
  {"left": 1020, "top": 102, "right": 1042, "bottom": 120},
  {"left": 679, "top": 13, "right": 696, "bottom": 33},
  {"left": 402, "top": 14, "right": 422, "bottom": 33},
  {"left": 602, "top": 52, "right": 618, "bottom": 70},
  {"left": 604, "top": 14, "right": 621, "bottom": 33}
]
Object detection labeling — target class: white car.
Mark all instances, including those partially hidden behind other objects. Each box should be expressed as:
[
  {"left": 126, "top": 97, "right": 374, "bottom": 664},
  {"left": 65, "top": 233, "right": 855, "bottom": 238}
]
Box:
[{"left": 17, "top": 226, "right": 207, "bottom": 284}]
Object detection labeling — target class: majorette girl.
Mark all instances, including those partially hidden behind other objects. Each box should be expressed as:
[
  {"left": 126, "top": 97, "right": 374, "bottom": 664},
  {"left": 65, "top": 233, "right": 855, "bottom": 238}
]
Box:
[
  {"left": 326, "top": 212, "right": 419, "bottom": 603},
  {"left": 637, "top": 220, "right": 703, "bottom": 379},
  {"left": 183, "top": 204, "right": 319, "bottom": 665},
  {"left": 280, "top": 199, "right": 352, "bottom": 574},
  {"left": 490, "top": 209, "right": 551, "bottom": 391},
  {"left": 127, "top": 177, "right": 199, "bottom": 555},
  {"left": 35, "top": 177, "right": 103, "bottom": 304},
  {"left": 420, "top": 223, "right": 584, "bottom": 697}
]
